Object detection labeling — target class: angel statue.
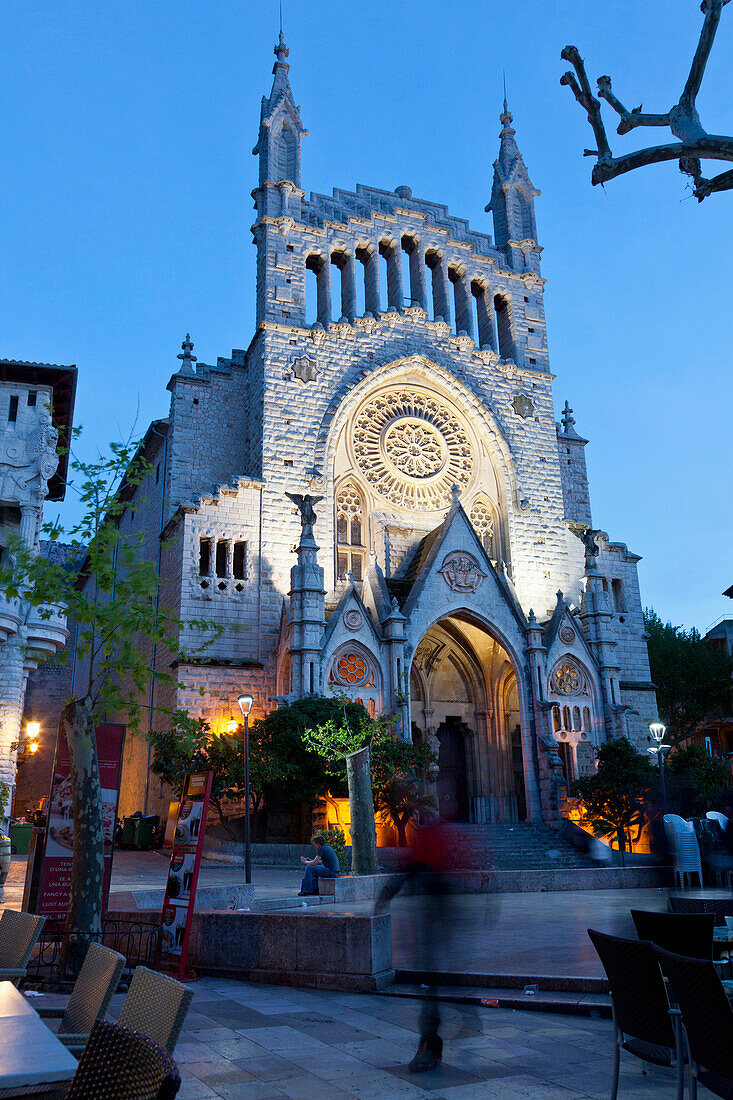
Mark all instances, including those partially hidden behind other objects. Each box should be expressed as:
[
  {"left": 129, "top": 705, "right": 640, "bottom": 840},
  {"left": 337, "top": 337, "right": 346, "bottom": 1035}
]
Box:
[{"left": 285, "top": 493, "right": 324, "bottom": 540}]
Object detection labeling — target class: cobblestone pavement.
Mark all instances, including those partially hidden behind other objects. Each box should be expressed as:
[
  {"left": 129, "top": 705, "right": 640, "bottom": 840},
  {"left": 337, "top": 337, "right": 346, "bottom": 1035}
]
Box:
[{"left": 109, "top": 977, "right": 712, "bottom": 1099}]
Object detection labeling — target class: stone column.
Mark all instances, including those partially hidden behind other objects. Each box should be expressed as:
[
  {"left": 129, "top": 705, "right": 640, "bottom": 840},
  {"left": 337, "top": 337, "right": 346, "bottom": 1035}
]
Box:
[
  {"left": 580, "top": 560, "right": 624, "bottom": 740},
  {"left": 0, "top": 635, "right": 28, "bottom": 821},
  {"left": 288, "top": 507, "right": 325, "bottom": 698},
  {"left": 409, "top": 244, "right": 427, "bottom": 310},
  {"left": 382, "top": 598, "right": 407, "bottom": 738},
  {"left": 525, "top": 610, "right": 555, "bottom": 825},
  {"left": 363, "top": 249, "right": 380, "bottom": 316},
  {"left": 19, "top": 504, "right": 40, "bottom": 551}
]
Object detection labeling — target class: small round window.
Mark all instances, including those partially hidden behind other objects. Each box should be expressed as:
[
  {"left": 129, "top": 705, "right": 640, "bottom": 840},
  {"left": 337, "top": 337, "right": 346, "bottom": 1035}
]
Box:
[{"left": 336, "top": 653, "right": 367, "bottom": 685}]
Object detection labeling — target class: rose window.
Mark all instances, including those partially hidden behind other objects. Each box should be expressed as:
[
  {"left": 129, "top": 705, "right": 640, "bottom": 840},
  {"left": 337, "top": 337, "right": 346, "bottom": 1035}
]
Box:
[
  {"left": 351, "top": 388, "right": 475, "bottom": 509},
  {"left": 552, "top": 662, "right": 583, "bottom": 696},
  {"left": 336, "top": 652, "right": 367, "bottom": 685}
]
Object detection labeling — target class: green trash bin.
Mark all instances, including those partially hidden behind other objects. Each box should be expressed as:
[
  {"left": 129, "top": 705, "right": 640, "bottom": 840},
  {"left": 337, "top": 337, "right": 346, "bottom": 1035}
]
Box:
[
  {"left": 132, "top": 815, "right": 159, "bottom": 850},
  {"left": 121, "top": 816, "right": 137, "bottom": 848},
  {"left": 10, "top": 822, "right": 33, "bottom": 856}
]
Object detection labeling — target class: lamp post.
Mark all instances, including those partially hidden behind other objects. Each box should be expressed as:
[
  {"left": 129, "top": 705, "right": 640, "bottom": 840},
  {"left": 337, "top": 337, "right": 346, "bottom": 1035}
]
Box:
[
  {"left": 648, "top": 721, "right": 670, "bottom": 814},
  {"left": 237, "top": 693, "right": 254, "bottom": 885}
]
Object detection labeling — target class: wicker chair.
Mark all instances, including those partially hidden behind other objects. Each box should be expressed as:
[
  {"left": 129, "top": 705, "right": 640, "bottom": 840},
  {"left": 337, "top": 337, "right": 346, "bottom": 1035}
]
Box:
[
  {"left": 0, "top": 909, "right": 45, "bottom": 985},
  {"left": 588, "top": 929, "right": 683, "bottom": 1100},
  {"left": 631, "top": 910, "right": 715, "bottom": 960},
  {"left": 65, "top": 1019, "right": 180, "bottom": 1099},
  {"left": 655, "top": 945, "right": 733, "bottom": 1100},
  {"left": 117, "top": 966, "right": 193, "bottom": 1054},
  {"left": 37, "top": 941, "right": 125, "bottom": 1053},
  {"left": 669, "top": 896, "right": 733, "bottom": 925}
]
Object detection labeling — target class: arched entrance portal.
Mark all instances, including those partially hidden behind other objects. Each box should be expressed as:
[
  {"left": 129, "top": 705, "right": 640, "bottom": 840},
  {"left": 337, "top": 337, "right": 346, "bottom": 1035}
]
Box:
[{"left": 410, "top": 614, "right": 528, "bottom": 823}]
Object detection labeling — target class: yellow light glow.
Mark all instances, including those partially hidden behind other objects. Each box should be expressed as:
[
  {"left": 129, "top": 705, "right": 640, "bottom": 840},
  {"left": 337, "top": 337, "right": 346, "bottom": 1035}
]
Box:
[
  {"left": 29, "top": 741, "right": 39, "bottom": 755},
  {"left": 26, "top": 721, "right": 40, "bottom": 740},
  {"left": 225, "top": 718, "right": 238, "bottom": 734}
]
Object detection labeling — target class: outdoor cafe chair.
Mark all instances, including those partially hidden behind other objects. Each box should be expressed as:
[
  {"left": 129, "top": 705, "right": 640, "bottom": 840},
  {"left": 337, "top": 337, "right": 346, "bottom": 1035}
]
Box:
[
  {"left": 655, "top": 945, "right": 733, "bottom": 1100},
  {"left": 0, "top": 909, "right": 45, "bottom": 986},
  {"left": 669, "top": 897, "right": 733, "bottom": 924},
  {"left": 707, "top": 811, "right": 729, "bottom": 832},
  {"left": 117, "top": 965, "right": 193, "bottom": 1054},
  {"left": 588, "top": 928, "right": 684, "bottom": 1100},
  {"left": 631, "top": 910, "right": 715, "bottom": 960},
  {"left": 37, "top": 941, "right": 125, "bottom": 1053},
  {"left": 664, "top": 815, "right": 704, "bottom": 889},
  {"left": 65, "top": 1018, "right": 180, "bottom": 1099}
]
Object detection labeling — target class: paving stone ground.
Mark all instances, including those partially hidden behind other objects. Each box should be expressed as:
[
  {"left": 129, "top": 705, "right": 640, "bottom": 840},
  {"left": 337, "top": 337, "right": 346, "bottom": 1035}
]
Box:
[{"left": 103, "top": 977, "right": 713, "bottom": 1100}]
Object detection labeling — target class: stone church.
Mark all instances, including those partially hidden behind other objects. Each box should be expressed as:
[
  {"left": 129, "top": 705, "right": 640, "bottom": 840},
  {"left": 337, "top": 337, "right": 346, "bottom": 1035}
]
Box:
[{"left": 101, "top": 34, "right": 658, "bottom": 825}]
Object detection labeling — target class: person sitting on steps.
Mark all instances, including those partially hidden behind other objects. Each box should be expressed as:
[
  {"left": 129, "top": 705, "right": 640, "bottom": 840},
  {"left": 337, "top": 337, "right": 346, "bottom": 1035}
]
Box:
[{"left": 299, "top": 834, "right": 340, "bottom": 895}]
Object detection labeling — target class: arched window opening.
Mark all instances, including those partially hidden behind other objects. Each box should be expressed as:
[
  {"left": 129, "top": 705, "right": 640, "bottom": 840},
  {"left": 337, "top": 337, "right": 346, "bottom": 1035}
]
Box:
[
  {"left": 274, "top": 125, "right": 297, "bottom": 182},
  {"left": 517, "top": 191, "right": 534, "bottom": 240},
  {"left": 494, "top": 294, "right": 514, "bottom": 359},
  {"left": 331, "top": 252, "right": 350, "bottom": 322},
  {"left": 379, "top": 240, "right": 401, "bottom": 310},
  {"left": 572, "top": 706, "right": 581, "bottom": 731},
  {"left": 552, "top": 705, "right": 561, "bottom": 732},
  {"left": 494, "top": 188, "right": 508, "bottom": 243},
  {"left": 471, "top": 281, "right": 495, "bottom": 350},
  {"left": 425, "top": 250, "right": 448, "bottom": 323},
  {"left": 401, "top": 242, "right": 412, "bottom": 306},
  {"left": 336, "top": 483, "right": 366, "bottom": 583},
  {"left": 305, "top": 262, "right": 318, "bottom": 325},
  {"left": 469, "top": 497, "right": 495, "bottom": 558},
  {"left": 306, "top": 254, "right": 330, "bottom": 326},
  {"left": 583, "top": 706, "right": 591, "bottom": 731},
  {"left": 355, "top": 245, "right": 375, "bottom": 316},
  {"left": 563, "top": 705, "right": 572, "bottom": 731},
  {"left": 449, "top": 267, "right": 471, "bottom": 336}
]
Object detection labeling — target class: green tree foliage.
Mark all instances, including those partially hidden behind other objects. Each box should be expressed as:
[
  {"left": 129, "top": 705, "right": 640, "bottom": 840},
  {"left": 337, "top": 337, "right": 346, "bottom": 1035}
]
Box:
[
  {"left": 645, "top": 609, "right": 733, "bottom": 746},
  {"left": 369, "top": 717, "right": 436, "bottom": 846},
  {"left": 666, "top": 745, "right": 731, "bottom": 817},
  {"left": 0, "top": 430, "right": 218, "bottom": 969},
  {"left": 572, "top": 738, "right": 655, "bottom": 864}
]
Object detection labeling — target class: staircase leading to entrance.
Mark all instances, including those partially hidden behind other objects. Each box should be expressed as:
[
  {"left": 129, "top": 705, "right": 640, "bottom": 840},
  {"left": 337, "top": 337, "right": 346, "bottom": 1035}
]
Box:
[{"left": 458, "top": 823, "right": 594, "bottom": 871}]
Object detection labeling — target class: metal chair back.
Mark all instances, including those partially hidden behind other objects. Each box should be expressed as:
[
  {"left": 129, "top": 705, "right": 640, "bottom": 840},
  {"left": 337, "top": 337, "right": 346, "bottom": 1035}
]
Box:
[
  {"left": 59, "top": 942, "right": 126, "bottom": 1039},
  {"left": 0, "top": 910, "right": 45, "bottom": 983},
  {"left": 631, "top": 909, "right": 715, "bottom": 961},
  {"left": 117, "top": 966, "right": 193, "bottom": 1054},
  {"left": 588, "top": 928, "right": 675, "bottom": 1051},
  {"left": 65, "top": 1019, "right": 180, "bottom": 1099},
  {"left": 669, "top": 896, "right": 733, "bottom": 925},
  {"left": 655, "top": 945, "right": 733, "bottom": 1099}
]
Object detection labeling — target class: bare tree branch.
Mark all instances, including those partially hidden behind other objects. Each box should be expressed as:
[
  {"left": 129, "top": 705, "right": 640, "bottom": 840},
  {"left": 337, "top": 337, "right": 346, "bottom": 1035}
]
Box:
[{"left": 562, "top": 1, "right": 733, "bottom": 201}]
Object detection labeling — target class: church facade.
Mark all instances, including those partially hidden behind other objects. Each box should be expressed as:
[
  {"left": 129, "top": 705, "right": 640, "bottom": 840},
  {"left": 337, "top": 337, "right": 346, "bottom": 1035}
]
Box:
[{"left": 108, "top": 35, "right": 658, "bottom": 826}]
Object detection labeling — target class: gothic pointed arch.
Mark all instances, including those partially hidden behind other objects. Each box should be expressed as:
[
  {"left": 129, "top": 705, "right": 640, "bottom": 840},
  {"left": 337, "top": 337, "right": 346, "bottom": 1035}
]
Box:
[
  {"left": 334, "top": 477, "right": 368, "bottom": 582},
  {"left": 469, "top": 493, "right": 500, "bottom": 561}
]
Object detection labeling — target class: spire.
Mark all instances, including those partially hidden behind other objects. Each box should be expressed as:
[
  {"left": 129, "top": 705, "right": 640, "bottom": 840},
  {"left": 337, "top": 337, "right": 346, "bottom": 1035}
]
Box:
[
  {"left": 253, "top": 30, "right": 307, "bottom": 188},
  {"left": 486, "top": 97, "right": 540, "bottom": 250},
  {"left": 177, "top": 333, "right": 197, "bottom": 375},
  {"left": 560, "top": 400, "right": 580, "bottom": 438}
]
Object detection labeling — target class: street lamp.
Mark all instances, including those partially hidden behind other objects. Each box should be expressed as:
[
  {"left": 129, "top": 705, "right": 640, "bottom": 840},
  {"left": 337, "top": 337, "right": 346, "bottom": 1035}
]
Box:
[
  {"left": 26, "top": 721, "right": 40, "bottom": 754},
  {"left": 237, "top": 693, "right": 254, "bottom": 885},
  {"left": 648, "top": 721, "right": 670, "bottom": 813}
]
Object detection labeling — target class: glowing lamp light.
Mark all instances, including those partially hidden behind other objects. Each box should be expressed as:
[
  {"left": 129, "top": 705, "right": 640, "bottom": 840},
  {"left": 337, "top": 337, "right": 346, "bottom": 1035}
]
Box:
[
  {"left": 237, "top": 694, "right": 254, "bottom": 717},
  {"left": 225, "top": 717, "right": 238, "bottom": 735},
  {"left": 26, "top": 721, "right": 40, "bottom": 740},
  {"left": 649, "top": 721, "right": 666, "bottom": 744}
]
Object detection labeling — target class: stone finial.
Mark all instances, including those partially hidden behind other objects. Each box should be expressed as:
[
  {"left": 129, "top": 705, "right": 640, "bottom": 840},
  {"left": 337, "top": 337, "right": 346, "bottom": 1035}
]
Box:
[
  {"left": 528, "top": 608, "right": 537, "bottom": 625},
  {"left": 451, "top": 484, "right": 461, "bottom": 504},
  {"left": 274, "top": 28, "right": 289, "bottom": 65},
  {"left": 561, "top": 400, "right": 580, "bottom": 437},
  {"left": 556, "top": 589, "right": 564, "bottom": 604},
  {"left": 177, "top": 333, "right": 197, "bottom": 375},
  {"left": 391, "top": 595, "right": 399, "bottom": 611}
]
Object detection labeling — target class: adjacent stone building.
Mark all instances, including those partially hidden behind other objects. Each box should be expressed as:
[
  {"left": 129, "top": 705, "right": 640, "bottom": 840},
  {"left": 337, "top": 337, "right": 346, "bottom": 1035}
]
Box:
[
  {"left": 91, "top": 36, "right": 658, "bottom": 825},
  {"left": 0, "top": 360, "right": 76, "bottom": 821}
]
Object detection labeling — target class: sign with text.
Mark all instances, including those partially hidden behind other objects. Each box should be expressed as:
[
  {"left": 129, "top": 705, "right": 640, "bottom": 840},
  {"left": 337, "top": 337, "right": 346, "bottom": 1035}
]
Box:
[
  {"left": 33, "top": 722, "right": 125, "bottom": 922},
  {"left": 158, "top": 771, "right": 212, "bottom": 981}
]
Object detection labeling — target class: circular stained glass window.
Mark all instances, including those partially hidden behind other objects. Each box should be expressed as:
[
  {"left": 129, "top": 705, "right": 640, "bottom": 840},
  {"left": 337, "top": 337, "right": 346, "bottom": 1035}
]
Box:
[
  {"left": 337, "top": 653, "right": 367, "bottom": 685},
  {"left": 552, "top": 662, "right": 583, "bottom": 696}
]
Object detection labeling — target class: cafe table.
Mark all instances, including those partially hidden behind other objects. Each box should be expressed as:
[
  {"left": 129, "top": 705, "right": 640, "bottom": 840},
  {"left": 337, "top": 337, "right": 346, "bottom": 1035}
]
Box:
[{"left": 0, "top": 981, "right": 77, "bottom": 1098}]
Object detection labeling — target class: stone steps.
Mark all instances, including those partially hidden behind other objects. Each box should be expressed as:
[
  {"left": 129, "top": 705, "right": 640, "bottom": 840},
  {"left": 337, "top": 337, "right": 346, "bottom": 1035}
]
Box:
[{"left": 457, "top": 824, "right": 594, "bottom": 871}]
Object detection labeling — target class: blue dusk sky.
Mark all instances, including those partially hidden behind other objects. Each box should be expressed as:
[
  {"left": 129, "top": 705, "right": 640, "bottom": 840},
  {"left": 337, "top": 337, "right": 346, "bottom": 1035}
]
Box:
[{"left": 1, "top": 1, "right": 731, "bottom": 631}]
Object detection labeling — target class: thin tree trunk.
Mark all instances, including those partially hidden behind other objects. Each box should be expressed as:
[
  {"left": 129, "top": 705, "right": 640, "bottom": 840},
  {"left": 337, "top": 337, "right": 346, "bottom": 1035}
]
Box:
[
  {"left": 60, "top": 698, "right": 104, "bottom": 977},
  {"left": 346, "top": 745, "right": 379, "bottom": 876}
]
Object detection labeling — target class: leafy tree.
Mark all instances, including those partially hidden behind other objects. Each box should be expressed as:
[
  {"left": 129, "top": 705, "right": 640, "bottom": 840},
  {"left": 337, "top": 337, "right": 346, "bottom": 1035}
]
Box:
[
  {"left": 0, "top": 432, "right": 218, "bottom": 972},
  {"left": 666, "top": 745, "right": 730, "bottom": 818},
  {"left": 572, "top": 738, "right": 656, "bottom": 865},
  {"left": 303, "top": 697, "right": 379, "bottom": 875},
  {"left": 369, "top": 718, "right": 436, "bottom": 846},
  {"left": 644, "top": 609, "right": 732, "bottom": 746}
]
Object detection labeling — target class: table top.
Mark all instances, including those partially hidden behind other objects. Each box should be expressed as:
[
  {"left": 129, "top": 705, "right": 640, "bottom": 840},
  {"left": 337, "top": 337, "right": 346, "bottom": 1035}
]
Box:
[
  {"left": 714, "top": 927, "right": 733, "bottom": 942},
  {"left": 0, "top": 982, "right": 77, "bottom": 1090}
]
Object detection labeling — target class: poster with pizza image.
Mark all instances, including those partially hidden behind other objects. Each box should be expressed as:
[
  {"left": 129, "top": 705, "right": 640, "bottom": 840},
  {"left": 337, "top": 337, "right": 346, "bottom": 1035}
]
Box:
[
  {"left": 158, "top": 771, "right": 212, "bottom": 979},
  {"left": 37, "top": 723, "right": 125, "bottom": 921}
]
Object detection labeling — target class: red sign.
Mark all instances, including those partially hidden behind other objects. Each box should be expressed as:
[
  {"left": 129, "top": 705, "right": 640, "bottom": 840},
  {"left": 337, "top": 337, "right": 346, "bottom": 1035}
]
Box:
[
  {"left": 158, "top": 771, "right": 212, "bottom": 981},
  {"left": 35, "top": 723, "right": 125, "bottom": 922}
]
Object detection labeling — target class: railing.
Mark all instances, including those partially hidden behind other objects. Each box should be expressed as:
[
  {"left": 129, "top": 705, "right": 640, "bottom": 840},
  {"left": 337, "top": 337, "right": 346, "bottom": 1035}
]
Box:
[{"left": 25, "top": 917, "right": 160, "bottom": 988}]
